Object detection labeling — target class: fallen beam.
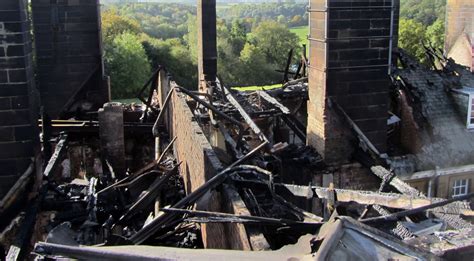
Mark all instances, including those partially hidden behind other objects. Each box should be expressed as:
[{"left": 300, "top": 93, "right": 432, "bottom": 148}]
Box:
[
  {"left": 163, "top": 208, "right": 322, "bottom": 226},
  {"left": 235, "top": 180, "right": 471, "bottom": 215},
  {"left": 362, "top": 193, "right": 474, "bottom": 223},
  {"left": 256, "top": 91, "right": 290, "bottom": 115},
  {"left": 370, "top": 166, "right": 474, "bottom": 229},
  {"left": 130, "top": 143, "right": 267, "bottom": 244}
]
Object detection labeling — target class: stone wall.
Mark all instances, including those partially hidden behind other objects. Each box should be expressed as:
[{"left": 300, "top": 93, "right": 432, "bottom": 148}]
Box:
[
  {"left": 0, "top": 0, "right": 39, "bottom": 198},
  {"left": 445, "top": 0, "right": 473, "bottom": 53},
  {"left": 32, "top": 0, "right": 108, "bottom": 119},
  {"left": 307, "top": 0, "right": 396, "bottom": 163}
]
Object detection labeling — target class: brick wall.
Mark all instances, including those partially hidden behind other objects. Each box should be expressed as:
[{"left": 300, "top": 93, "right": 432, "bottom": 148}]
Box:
[
  {"left": 157, "top": 70, "right": 253, "bottom": 250},
  {"left": 0, "top": 0, "right": 39, "bottom": 198},
  {"left": 445, "top": 0, "right": 473, "bottom": 53},
  {"left": 32, "top": 0, "right": 108, "bottom": 119},
  {"left": 307, "top": 0, "right": 395, "bottom": 163}
]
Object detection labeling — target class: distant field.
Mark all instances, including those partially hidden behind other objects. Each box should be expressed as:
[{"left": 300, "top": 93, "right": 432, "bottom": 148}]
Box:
[
  {"left": 232, "top": 83, "right": 282, "bottom": 91},
  {"left": 290, "top": 26, "right": 308, "bottom": 46},
  {"left": 113, "top": 98, "right": 141, "bottom": 104}
]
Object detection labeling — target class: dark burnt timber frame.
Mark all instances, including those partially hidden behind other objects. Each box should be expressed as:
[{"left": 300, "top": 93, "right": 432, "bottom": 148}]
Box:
[
  {"left": 129, "top": 144, "right": 267, "bottom": 244},
  {"left": 136, "top": 67, "right": 162, "bottom": 122}
]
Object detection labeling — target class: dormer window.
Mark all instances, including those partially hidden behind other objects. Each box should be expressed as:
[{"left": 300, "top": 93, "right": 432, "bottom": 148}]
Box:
[
  {"left": 451, "top": 88, "right": 474, "bottom": 129},
  {"left": 468, "top": 93, "right": 474, "bottom": 129}
]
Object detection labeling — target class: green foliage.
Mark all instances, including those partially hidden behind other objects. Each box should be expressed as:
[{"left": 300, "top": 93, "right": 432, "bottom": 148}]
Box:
[
  {"left": 400, "top": 0, "right": 446, "bottom": 26},
  {"left": 101, "top": 9, "right": 142, "bottom": 43},
  {"left": 101, "top": 2, "right": 307, "bottom": 95},
  {"left": 250, "top": 20, "right": 301, "bottom": 69},
  {"left": 217, "top": 3, "right": 307, "bottom": 29},
  {"left": 398, "top": 19, "right": 427, "bottom": 62},
  {"left": 105, "top": 32, "right": 151, "bottom": 99},
  {"left": 425, "top": 19, "right": 445, "bottom": 51},
  {"left": 141, "top": 35, "right": 198, "bottom": 89}
]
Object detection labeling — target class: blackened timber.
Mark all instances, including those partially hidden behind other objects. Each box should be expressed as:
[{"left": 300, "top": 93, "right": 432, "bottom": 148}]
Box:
[
  {"left": 256, "top": 91, "right": 290, "bottom": 114},
  {"left": 129, "top": 157, "right": 267, "bottom": 244},
  {"left": 44, "top": 134, "right": 68, "bottom": 177},
  {"left": 117, "top": 165, "right": 179, "bottom": 225},
  {"left": 281, "top": 115, "right": 306, "bottom": 141},
  {"left": 222, "top": 84, "right": 270, "bottom": 146},
  {"left": 0, "top": 161, "right": 34, "bottom": 214},
  {"left": 283, "top": 49, "right": 293, "bottom": 82},
  {"left": 97, "top": 137, "right": 177, "bottom": 195},
  {"left": 362, "top": 193, "right": 474, "bottom": 223},
  {"left": 370, "top": 166, "right": 474, "bottom": 228},
  {"left": 163, "top": 208, "right": 322, "bottom": 226}
]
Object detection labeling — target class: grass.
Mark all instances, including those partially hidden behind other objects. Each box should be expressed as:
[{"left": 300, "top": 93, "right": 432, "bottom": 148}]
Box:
[
  {"left": 290, "top": 26, "right": 308, "bottom": 46},
  {"left": 113, "top": 98, "right": 141, "bottom": 104},
  {"left": 232, "top": 83, "right": 283, "bottom": 91}
]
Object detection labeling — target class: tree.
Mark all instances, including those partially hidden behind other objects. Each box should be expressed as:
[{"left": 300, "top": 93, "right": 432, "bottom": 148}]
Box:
[
  {"left": 105, "top": 32, "right": 151, "bottom": 98},
  {"left": 236, "top": 43, "right": 279, "bottom": 86},
  {"left": 425, "top": 18, "right": 445, "bottom": 51},
  {"left": 229, "top": 20, "right": 247, "bottom": 56},
  {"left": 101, "top": 9, "right": 142, "bottom": 43},
  {"left": 142, "top": 36, "right": 198, "bottom": 90},
  {"left": 400, "top": 0, "right": 446, "bottom": 26},
  {"left": 398, "top": 19, "right": 427, "bottom": 63},
  {"left": 250, "top": 20, "right": 301, "bottom": 68}
]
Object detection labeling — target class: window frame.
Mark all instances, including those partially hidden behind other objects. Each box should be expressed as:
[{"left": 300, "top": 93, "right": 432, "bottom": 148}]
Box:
[
  {"left": 452, "top": 179, "right": 469, "bottom": 197},
  {"left": 467, "top": 94, "right": 474, "bottom": 129}
]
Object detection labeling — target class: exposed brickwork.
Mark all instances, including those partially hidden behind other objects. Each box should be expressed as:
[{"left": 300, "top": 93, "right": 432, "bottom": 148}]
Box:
[
  {"left": 157, "top": 70, "right": 253, "bottom": 250},
  {"left": 307, "top": 0, "right": 395, "bottom": 163},
  {"left": 314, "top": 163, "right": 380, "bottom": 191},
  {"left": 0, "top": 0, "right": 39, "bottom": 198},
  {"left": 31, "top": 0, "right": 108, "bottom": 118}
]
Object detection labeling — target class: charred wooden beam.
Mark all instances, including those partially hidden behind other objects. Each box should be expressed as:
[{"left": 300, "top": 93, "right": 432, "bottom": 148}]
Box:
[
  {"left": 256, "top": 91, "right": 290, "bottom": 114},
  {"left": 0, "top": 160, "right": 34, "bottom": 215},
  {"left": 362, "top": 193, "right": 474, "bottom": 223},
  {"left": 221, "top": 84, "right": 270, "bottom": 145},
  {"left": 129, "top": 143, "right": 267, "bottom": 244},
  {"left": 283, "top": 49, "right": 293, "bottom": 82},
  {"left": 234, "top": 180, "right": 470, "bottom": 215},
  {"left": 163, "top": 208, "right": 322, "bottom": 226},
  {"left": 97, "top": 137, "right": 177, "bottom": 195},
  {"left": 371, "top": 166, "right": 474, "bottom": 229},
  {"left": 44, "top": 134, "right": 69, "bottom": 177},
  {"left": 280, "top": 115, "right": 306, "bottom": 141},
  {"left": 116, "top": 165, "right": 179, "bottom": 225}
]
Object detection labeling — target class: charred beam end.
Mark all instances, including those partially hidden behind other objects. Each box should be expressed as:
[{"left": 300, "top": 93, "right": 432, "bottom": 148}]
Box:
[
  {"left": 44, "top": 134, "right": 68, "bottom": 177},
  {"left": 221, "top": 84, "right": 270, "bottom": 146}
]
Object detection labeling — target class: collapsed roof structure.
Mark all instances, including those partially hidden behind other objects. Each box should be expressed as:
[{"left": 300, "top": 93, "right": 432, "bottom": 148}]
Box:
[{"left": 0, "top": 0, "right": 474, "bottom": 260}]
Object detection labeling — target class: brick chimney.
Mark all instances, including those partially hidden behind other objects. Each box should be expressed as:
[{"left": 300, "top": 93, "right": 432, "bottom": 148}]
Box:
[
  {"left": 307, "top": 0, "right": 397, "bottom": 163},
  {"left": 197, "top": 0, "right": 217, "bottom": 93},
  {"left": 32, "top": 0, "right": 108, "bottom": 119},
  {"left": 0, "top": 0, "right": 39, "bottom": 198}
]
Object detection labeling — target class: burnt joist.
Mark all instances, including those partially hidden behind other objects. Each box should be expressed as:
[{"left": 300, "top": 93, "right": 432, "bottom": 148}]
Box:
[
  {"left": 371, "top": 166, "right": 474, "bottom": 229},
  {"left": 44, "top": 134, "right": 69, "bottom": 177}
]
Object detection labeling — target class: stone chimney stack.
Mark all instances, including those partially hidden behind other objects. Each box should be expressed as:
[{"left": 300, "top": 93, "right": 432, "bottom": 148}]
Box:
[
  {"left": 197, "top": 0, "right": 217, "bottom": 93},
  {"left": 307, "top": 0, "right": 397, "bottom": 163},
  {"left": 0, "top": 0, "right": 39, "bottom": 198}
]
